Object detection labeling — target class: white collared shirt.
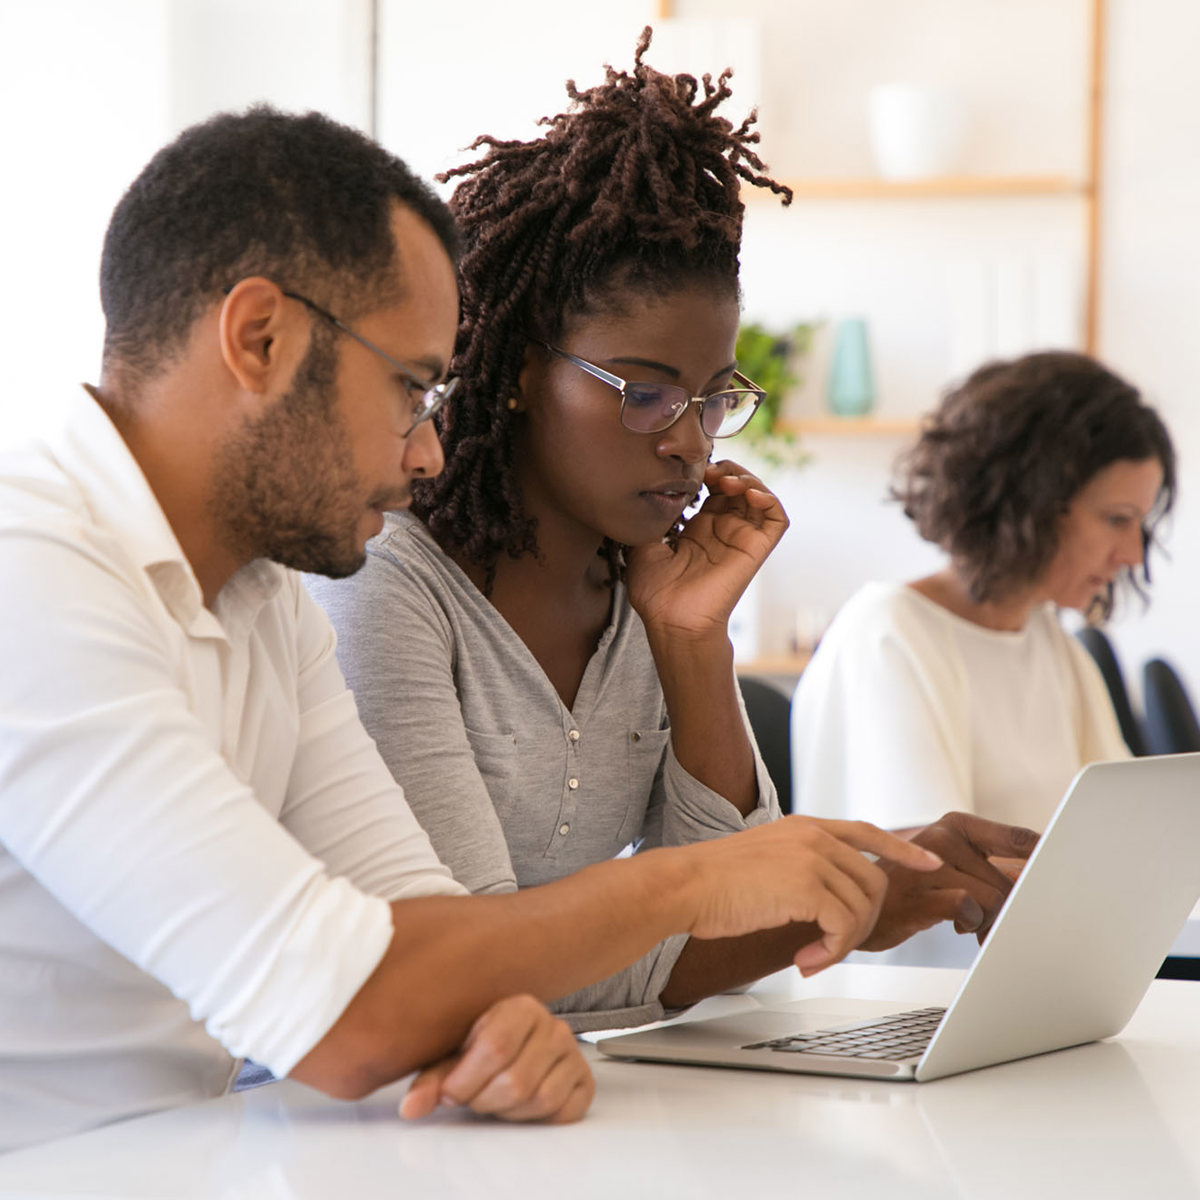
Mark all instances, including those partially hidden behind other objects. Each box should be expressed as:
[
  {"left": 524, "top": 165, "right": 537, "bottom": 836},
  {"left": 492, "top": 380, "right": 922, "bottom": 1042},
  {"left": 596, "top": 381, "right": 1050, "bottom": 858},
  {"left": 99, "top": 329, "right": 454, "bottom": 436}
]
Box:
[{"left": 0, "top": 387, "right": 464, "bottom": 1151}]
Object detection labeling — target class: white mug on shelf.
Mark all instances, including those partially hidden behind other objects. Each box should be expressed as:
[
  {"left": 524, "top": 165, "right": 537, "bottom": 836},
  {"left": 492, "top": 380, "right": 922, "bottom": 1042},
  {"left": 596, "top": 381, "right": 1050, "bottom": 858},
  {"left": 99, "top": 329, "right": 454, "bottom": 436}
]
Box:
[{"left": 867, "top": 83, "right": 967, "bottom": 181}]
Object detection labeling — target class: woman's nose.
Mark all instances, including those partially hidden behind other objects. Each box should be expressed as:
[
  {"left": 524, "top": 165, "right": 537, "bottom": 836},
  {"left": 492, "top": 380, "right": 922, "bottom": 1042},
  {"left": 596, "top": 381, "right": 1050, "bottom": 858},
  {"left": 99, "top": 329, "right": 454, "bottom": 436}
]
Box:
[
  {"left": 1117, "top": 524, "right": 1144, "bottom": 567},
  {"left": 655, "top": 402, "right": 713, "bottom": 464},
  {"left": 404, "top": 415, "right": 445, "bottom": 478}
]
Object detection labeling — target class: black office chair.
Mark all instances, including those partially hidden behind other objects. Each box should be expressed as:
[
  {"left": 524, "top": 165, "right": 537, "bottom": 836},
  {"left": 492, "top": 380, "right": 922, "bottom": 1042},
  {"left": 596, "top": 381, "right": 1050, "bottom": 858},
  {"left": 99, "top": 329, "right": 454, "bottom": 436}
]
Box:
[
  {"left": 738, "top": 675, "right": 793, "bottom": 814},
  {"left": 1142, "top": 658, "right": 1200, "bottom": 755},
  {"left": 1074, "top": 626, "right": 1148, "bottom": 756}
]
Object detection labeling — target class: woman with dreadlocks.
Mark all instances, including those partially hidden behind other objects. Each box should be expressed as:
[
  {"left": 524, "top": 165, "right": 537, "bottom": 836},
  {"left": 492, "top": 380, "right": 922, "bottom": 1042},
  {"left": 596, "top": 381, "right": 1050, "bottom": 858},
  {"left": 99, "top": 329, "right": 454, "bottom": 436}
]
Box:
[{"left": 308, "top": 31, "right": 1034, "bottom": 1026}]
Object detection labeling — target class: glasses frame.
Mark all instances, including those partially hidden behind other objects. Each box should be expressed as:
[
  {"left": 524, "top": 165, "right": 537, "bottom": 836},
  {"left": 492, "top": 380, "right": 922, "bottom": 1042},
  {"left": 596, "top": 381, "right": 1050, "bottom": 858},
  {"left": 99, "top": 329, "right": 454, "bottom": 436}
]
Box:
[
  {"left": 278, "top": 288, "right": 458, "bottom": 437},
  {"left": 535, "top": 340, "right": 765, "bottom": 439}
]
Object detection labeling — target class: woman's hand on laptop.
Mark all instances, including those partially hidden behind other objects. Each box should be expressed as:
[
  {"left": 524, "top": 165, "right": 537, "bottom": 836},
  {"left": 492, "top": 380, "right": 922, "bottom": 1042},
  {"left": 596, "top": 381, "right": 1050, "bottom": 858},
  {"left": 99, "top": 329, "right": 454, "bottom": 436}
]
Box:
[
  {"left": 399, "top": 995, "right": 594, "bottom": 1124},
  {"left": 859, "top": 813, "right": 1040, "bottom": 951}
]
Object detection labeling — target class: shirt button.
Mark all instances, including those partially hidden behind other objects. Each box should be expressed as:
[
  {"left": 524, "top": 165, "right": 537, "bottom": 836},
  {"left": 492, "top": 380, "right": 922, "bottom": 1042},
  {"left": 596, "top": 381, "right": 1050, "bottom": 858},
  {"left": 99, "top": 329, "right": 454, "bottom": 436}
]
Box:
[
  {"left": 630, "top": 731, "right": 642, "bottom": 743},
  {"left": 568, "top": 778, "right": 579, "bottom": 790},
  {"left": 559, "top": 823, "right": 570, "bottom": 836},
  {"left": 568, "top": 729, "right": 580, "bottom": 742}
]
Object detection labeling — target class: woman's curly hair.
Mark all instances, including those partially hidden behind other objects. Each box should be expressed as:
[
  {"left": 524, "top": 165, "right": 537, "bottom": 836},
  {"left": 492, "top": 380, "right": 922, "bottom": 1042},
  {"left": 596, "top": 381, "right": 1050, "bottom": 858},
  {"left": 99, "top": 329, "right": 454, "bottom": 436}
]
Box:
[
  {"left": 893, "top": 350, "right": 1176, "bottom": 616},
  {"left": 411, "top": 26, "right": 791, "bottom": 579}
]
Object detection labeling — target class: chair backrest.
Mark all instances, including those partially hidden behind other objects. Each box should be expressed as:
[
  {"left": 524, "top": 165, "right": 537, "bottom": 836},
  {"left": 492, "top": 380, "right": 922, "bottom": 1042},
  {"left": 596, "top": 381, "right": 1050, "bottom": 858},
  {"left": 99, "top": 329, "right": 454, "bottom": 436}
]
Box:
[
  {"left": 1142, "top": 658, "right": 1200, "bottom": 755},
  {"left": 1075, "top": 626, "right": 1148, "bottom": 756},
  {"left": 737, "top": 675, "right": 793, "bottom": 814}
]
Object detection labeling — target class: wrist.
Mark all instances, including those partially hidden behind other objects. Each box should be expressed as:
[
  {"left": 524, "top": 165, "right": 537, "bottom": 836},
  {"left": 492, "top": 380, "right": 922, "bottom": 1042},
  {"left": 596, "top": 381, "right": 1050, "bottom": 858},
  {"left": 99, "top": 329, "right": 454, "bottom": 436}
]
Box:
[
  {"left": 627, "top": 844, "right": 706, "bottom": 937},
  {"left": 648, "top": 631, "right": 737, "bottom": 716},
  {"left": 644, "top": 623, "right": 734, "bottom": 666}
]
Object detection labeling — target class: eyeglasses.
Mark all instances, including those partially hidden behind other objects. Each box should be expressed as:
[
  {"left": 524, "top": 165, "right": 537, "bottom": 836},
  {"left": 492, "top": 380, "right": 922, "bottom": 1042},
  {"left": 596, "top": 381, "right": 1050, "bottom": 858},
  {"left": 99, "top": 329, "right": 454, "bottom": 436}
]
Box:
[
  {"left": 280, "top": 289, "right": 458, "bottom": 437},
  {"left": 536, "top": 341, "right": 765, "bottom": 439}
]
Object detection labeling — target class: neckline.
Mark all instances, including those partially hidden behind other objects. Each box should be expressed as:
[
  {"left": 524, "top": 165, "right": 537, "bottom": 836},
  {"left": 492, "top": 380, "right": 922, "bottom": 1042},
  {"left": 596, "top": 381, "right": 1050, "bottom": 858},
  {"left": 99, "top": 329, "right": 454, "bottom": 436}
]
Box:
[
  {"left": 899, "top": 581, "right": 1049, "bottom": 641},
  {"left": 386, "top": 512, "right": 624, "bottom": 718}
]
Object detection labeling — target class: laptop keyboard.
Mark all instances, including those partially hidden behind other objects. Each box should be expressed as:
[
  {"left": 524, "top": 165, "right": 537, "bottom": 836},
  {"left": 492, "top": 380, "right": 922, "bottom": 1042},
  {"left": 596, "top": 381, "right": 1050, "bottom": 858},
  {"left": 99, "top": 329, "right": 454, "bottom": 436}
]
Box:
[{"left": 743, "top": 1006, "right": 947, "bottom": 1061}]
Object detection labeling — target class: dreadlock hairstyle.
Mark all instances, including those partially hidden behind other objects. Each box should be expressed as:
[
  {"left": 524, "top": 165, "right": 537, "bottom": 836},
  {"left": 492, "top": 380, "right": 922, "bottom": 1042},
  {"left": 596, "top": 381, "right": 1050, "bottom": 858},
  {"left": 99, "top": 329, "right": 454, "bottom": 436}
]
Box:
[{"left": 411, "top": 26, "right": 792, "bottom": 583}]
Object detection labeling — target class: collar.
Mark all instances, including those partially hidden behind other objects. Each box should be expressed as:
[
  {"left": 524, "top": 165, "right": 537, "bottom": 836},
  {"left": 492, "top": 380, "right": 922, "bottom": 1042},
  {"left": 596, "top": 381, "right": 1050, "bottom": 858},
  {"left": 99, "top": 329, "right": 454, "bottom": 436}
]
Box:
[{"left": 49, "top": 386, "right": 282, "bottom": 639}]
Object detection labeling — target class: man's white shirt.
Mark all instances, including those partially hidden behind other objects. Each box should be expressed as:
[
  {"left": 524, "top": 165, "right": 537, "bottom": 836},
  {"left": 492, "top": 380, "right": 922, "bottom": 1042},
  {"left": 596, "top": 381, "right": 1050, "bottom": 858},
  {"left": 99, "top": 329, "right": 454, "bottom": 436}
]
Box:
[{"left": 0, "top": 387, "right": 464, "bottom": 1151}]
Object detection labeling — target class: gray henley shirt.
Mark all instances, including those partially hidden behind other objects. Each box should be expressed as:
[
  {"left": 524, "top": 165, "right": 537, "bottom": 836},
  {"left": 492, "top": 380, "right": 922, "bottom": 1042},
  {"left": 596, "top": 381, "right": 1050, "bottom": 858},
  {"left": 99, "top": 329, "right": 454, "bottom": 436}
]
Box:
[{"left": 305, "top": 511, "right": 779, "bottom": 1030}]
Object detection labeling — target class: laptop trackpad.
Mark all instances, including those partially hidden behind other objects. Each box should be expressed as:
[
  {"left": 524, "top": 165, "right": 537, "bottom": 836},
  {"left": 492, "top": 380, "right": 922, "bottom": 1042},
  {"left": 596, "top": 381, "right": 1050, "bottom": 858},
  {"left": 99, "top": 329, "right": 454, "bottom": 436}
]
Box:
[{"left": 618, "top": 999, "right": 918, "bottom": 1051}]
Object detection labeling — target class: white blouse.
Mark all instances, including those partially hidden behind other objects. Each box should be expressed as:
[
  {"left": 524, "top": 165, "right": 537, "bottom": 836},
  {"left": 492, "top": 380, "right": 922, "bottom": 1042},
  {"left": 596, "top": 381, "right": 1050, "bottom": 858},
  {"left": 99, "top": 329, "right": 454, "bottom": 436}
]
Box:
[{"left": 790, "top": 582, "right": 1131, "bottom": 832}]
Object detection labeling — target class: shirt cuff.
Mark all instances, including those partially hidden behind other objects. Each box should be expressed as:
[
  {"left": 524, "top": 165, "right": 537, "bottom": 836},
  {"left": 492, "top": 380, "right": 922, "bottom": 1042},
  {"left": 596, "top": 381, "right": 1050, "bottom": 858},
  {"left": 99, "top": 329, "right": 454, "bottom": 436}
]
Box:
[
  {"left": 204, "top": 877, "right": 394, "bottom": 1079},
  {"left": 547, "top": 931, "right": 692, "bottom": 1032},
  {"left": 659, "top": 743, "right": 781, "bottom": 844}
]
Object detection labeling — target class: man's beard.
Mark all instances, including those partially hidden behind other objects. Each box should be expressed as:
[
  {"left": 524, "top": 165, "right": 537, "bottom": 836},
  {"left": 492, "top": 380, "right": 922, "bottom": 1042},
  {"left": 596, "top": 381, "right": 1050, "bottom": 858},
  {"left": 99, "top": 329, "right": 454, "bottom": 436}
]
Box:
[{"left": 209, "top": 328, "right": 380, "bottom": 580}]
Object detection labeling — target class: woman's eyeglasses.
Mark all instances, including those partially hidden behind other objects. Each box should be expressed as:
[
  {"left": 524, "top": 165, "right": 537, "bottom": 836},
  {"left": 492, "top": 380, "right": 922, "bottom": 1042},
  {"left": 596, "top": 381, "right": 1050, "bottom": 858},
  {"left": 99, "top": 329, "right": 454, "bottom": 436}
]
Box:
[{"left": 536, "top": 341, "right": 765, "bottom": 439}]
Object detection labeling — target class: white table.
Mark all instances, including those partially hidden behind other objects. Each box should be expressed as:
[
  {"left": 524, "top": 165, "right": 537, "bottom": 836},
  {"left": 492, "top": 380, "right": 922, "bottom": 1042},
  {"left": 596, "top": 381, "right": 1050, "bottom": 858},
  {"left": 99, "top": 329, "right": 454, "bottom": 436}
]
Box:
[{"left": 3, "top": 963, "right": 1200, "bottom": 1199}]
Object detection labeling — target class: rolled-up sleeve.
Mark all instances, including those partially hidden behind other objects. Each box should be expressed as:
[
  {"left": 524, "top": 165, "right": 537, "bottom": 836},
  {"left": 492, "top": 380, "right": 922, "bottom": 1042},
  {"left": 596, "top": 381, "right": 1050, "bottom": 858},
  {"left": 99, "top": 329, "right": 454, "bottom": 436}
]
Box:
[
  {"left": 646, "top": 676, "right": 781, "bottom": 849},
  {"left": 0, "top": 523, "right": 456, "bottom": 1078}
]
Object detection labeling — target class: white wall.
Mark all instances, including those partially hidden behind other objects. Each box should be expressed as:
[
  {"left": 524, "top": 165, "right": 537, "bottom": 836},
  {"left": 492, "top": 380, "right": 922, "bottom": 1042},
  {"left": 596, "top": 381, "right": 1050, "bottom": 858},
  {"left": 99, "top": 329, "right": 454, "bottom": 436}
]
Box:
[
  {"left": 0, "top": 0, "right": 170, "bottom": 445},
  {"left": 166, "top": 0, "right": 371, "bottom": 133},
  {"left": 678, "top": 0, "right": 1200, "bottom": 703},
  {"left": 375, "top": 0, "right": 744, "bottom": 187},
  {"left": 1094, "top": 0, "right": 1200, "bottom": 700},
  {"left": 0, "top": 0, "right": 371, "bottom": 448},
  {"left": 3, "top": 0, "right": 1197, "bottom": 700}
]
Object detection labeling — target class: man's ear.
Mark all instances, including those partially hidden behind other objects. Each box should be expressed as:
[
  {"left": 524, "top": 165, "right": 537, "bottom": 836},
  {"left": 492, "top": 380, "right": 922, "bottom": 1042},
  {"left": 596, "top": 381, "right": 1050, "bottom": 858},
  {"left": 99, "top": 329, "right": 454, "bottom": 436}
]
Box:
[{"left": 218, "top": 278, "right": 305, "bottom": 394}]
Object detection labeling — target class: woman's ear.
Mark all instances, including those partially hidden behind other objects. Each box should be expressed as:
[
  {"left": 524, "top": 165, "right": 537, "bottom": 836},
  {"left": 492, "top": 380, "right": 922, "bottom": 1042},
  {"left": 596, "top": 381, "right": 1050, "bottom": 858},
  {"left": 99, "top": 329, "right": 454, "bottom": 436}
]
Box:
[
  {"left": 511, "top": 341, "right": 549, "bottom": 414},
  {"left": 218, "top": 278, "right": 305, "bottom": 395}
]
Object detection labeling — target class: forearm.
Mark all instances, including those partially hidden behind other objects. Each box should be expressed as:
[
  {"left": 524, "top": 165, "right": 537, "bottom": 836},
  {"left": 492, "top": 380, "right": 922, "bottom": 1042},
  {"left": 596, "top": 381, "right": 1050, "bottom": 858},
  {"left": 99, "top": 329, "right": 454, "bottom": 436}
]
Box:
[
  {"left": 294, "top": 815, "right": 945, "bottom": 1098},
  {"left": 659, "top": 922, "right": 823, "bottom": 1008},
  {"left": 648, "top": 629, "right": 758, "bottom": 816},
  {"left": 292, "top": 848, "right": 698, "bottom": 1097}
]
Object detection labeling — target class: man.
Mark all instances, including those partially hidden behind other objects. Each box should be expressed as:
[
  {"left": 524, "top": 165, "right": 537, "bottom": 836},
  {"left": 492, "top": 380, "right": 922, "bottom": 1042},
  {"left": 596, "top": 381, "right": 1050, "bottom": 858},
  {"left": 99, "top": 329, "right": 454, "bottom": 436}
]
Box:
[{"left": 0, "top": 108, "right": 1032, "bottom": 1151}]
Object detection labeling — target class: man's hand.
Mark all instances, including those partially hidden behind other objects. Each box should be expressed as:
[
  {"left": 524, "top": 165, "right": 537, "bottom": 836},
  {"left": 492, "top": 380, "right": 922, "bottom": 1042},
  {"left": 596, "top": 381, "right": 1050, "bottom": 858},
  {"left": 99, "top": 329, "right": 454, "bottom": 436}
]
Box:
[
  {"left": 678, "top": 815, "right": 944, "bottom": 976},
  {"left": 859, "top": 812, "right": 1040, "bottom": 952},
  {"left": 399, "top": 995, "right": 593, "bottom": 1124}
]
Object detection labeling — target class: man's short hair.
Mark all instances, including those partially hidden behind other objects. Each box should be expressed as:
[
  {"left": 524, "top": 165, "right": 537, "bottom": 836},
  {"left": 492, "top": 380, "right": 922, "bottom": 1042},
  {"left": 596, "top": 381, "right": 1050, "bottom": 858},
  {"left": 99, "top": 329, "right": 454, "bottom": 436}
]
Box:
[{"left": 99, "top": 105, "right": 459, "bottom": 388}]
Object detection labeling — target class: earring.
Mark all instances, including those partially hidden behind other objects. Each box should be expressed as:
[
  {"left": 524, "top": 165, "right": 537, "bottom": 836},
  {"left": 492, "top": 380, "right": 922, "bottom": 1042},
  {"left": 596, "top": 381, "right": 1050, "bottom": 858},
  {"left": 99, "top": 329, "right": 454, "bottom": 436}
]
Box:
[{"left": 506, "top": 394, "right": 520, "bottom": 411}]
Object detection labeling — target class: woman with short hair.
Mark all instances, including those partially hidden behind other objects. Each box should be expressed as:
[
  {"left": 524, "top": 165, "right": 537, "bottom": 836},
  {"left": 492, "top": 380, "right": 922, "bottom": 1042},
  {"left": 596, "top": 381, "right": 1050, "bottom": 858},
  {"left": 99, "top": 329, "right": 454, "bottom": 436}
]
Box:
[{"left": 791, "top": 350, "right": 1176, "bottom": 833}]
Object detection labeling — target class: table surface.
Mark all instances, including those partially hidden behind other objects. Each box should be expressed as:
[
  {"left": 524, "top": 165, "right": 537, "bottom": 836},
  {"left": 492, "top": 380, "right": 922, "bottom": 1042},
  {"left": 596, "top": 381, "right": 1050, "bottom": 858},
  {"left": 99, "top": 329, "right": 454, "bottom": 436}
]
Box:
[{"left": 3, "top": 963, "right": 1200, "bottom": 1199}]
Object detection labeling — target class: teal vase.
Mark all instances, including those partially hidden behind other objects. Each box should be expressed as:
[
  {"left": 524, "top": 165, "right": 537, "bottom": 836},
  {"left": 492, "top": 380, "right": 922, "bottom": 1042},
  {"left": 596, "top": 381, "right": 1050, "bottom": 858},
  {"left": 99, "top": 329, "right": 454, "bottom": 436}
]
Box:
[{"left": 827, "top": 318, "right": 875, "bottom": 416}]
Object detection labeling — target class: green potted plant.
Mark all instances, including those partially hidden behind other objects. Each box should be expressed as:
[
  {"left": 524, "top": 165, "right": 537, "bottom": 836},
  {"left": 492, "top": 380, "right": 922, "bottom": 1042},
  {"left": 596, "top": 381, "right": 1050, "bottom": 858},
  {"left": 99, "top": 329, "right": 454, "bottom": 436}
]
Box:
[{"left": 734, "top": 321, "right": 817, "bottom": 470}]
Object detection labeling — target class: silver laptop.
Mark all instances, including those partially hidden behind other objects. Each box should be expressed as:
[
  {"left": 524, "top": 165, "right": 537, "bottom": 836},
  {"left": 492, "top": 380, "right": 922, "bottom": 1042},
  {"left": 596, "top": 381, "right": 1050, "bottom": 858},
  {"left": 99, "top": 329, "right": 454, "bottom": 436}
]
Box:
[{"left": 598, "top": 753, "right": 1200, "bottom": 1082}]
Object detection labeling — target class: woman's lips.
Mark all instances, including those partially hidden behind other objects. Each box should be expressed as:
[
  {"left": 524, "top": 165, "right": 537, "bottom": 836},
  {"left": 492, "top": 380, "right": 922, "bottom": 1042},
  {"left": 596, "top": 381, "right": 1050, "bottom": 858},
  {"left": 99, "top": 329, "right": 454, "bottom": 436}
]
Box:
[{"left": 638, "top": 482, "right": 701, "bottom": 516}]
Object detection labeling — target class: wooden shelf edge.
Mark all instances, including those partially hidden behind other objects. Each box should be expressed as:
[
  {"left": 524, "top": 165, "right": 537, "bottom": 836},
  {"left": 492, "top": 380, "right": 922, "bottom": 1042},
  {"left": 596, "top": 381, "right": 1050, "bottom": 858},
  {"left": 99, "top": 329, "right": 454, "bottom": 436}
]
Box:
[
  {"left": 737, "top": 654, "right": 811, "bottom": 677},
  {"left": 776, "top": 416, "right": 921, "bottom": 437},
  {"left": 755, "top": 175, "right": 1091, "bottom": 201}
]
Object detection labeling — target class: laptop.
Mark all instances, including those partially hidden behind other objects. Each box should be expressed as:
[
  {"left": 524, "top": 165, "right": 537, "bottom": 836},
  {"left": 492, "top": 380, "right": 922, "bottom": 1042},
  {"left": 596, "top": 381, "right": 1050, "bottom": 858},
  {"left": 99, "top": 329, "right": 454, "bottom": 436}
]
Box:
[{"left": 598, "top": 753, "right": 1200, "bottom": 1082}]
